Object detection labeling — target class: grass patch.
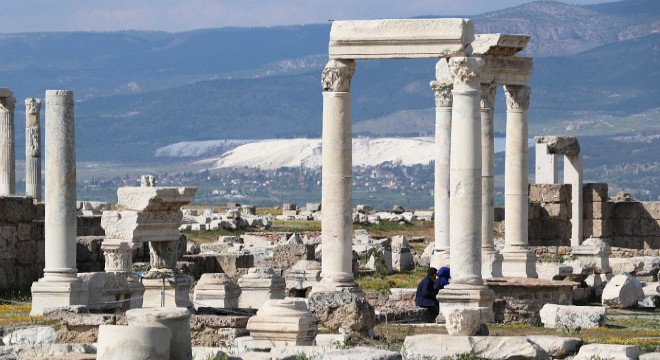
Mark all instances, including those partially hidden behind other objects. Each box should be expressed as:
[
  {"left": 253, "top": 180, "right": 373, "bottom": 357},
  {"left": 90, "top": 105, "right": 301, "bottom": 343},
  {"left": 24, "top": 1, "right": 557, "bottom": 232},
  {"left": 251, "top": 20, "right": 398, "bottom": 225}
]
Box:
[
  {"left": 354, "top": 221, "right": 433, "bottom": 240},
  {"left": 270, "top": 220, "right": 321, "bottom": 233},
  {"left": 0, "top": 304, "right": 32, "bottom": 327},
  {"left": 357, "top": 267, "right": 428, "bottom": 292}
]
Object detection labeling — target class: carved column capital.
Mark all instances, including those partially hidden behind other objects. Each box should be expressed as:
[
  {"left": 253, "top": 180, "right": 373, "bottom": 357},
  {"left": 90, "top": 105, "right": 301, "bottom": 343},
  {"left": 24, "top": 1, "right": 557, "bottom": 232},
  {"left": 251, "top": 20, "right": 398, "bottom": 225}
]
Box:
[
  {"left": 448, "top": 57, "right": 484, "bottom": 88},
  {"left": 322, "top": 59, "right": 356, "bottom": 92},
  {"left": 102, "top": 240, "right": 135, "bottom": 273},
  {"left": 0, "top": 96, "right": 16, "bottom": 112},
  {"left": 504, "top": 85, "right": 531, "bottom": 111},
  {"left": 25, "top": 98, "right": 42, "bottom": 116},
  {"left": 430, "top": 80, "right": 453, "bottom": 107},
  {"left": 480, "top": 82, "right": 497, "bottom": 110}
]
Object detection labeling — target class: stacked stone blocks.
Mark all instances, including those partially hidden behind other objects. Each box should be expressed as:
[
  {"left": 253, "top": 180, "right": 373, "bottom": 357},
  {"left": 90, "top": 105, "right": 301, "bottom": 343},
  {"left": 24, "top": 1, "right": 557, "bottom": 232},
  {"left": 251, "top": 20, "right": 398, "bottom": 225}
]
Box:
[{"left": 528, "top": 184, "right": 572, "bottom": 246}]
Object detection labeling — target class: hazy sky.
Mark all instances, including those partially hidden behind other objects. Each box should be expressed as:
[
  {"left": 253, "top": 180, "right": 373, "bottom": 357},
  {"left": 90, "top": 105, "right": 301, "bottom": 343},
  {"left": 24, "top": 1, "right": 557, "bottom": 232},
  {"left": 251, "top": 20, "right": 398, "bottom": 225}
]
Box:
[{"left": 1, "top": 0, "right": 615, "bottom": 33}]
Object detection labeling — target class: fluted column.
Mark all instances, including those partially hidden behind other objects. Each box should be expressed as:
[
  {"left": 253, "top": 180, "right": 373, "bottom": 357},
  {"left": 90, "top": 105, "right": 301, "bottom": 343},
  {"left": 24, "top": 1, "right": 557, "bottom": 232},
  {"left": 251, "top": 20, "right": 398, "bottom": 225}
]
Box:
[
  {"left": 501, "top": 85, "right": 538, "bottom": 278},
  {"left": 480, "top": 82, "right": 503, "bottom": 278},
  {"left": 437, "top": 57, "right": 495, "bottom": 321},
  {"left": 31, "top": 90, "right": 87, "bottom": 316},
  {"left": 0, "top": 95, "right": 16, "bottom": 195},
  {"left": 315, "top": 59, "right": 359, "bottom": 292},
  {"left": 25, "top": 98, "right": 42, "bottom": 201},
  {"left": 429, "top": 58, "right": 452, "bottom": 269}
]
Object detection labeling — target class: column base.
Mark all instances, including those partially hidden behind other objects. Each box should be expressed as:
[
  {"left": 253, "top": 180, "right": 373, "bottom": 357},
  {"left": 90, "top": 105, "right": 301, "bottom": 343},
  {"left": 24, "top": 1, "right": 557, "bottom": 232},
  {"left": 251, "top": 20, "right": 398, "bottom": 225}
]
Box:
[
  {"left": 482, "top": 248, "right": 503, "bottom": 279},
  {"left": 310, "top": 272, "right": 361, "bottom": 294},
  {"left": 501, "top": 246, "right": 538, "bottom": 278},
  {"left": 429, "top": 250, "right": 450, "bottom": 269},
  {"left": 142, "top": 272, "right": 192, "bottom": 308},
  {"left": 30, "top": 274, "right": 88, "bottom": 317},
  {"left": 436, "top": 283, "right": 495, "bottom": 323}
]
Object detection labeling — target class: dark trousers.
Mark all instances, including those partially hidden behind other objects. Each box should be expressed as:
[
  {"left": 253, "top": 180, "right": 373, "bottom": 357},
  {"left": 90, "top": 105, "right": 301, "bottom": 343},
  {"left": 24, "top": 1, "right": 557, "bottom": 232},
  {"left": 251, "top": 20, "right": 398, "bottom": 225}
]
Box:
[{"left": 421, "top": 305, "right": 439, "bottom": 318}]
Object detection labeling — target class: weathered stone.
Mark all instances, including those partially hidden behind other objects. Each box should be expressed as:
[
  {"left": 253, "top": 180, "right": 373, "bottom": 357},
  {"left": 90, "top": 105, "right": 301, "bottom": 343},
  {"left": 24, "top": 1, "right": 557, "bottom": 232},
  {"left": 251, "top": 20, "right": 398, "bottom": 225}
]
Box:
[
  {"left": 97, "top": 324, "right": 170, "bottom": 360},
  {"left": 441, "top": 306, "right": 483, "bottom": 336},
  {"left": 539, "top": 304, "right": 606, "bottom": 329},
  {"left": 571, "top": 236, "right": 612, "bottom": 274},
  {"left": 285, "top": 260, "right": 322, "bottom": 292},
  {"left": 602, "top": 273, "right": 644, "bottom": 308},
  {"left": 534, "top": 136, "right": 580, "bottom": 156},
  {"left": 126, "top": 307, "right": 192, "bottom": 360},
  {"left": 526, "top": 336, "right": 582, "bottom": 359},
  {"left": 583, "top": 183, "right": 608, "bottom": 202},
  {"left": 573, "top": 344, "right": 639, "bottom": 360},
  {"left": 246, "top": 298, "right": 318, "bottom": 349},
  {"left": 317, "top": 347, "right": 402, "bottom": 360},
  {"left": 2, "top": 326, "right": 58, "bottom": 345},
  {"left": 400, "top": 335, "right": 549, "bottom": 360},
  {"left": 307, "top": 291, "right": 377, "bottom": 334},
  {"left": 238, "top": 267, "right": 286, "bottom": 309},
  {"left": 193, "top": 273, "right": 241, "bottom": 309},
  {"left": 272, "top": 243, "right": 315, "bottom": 270}
]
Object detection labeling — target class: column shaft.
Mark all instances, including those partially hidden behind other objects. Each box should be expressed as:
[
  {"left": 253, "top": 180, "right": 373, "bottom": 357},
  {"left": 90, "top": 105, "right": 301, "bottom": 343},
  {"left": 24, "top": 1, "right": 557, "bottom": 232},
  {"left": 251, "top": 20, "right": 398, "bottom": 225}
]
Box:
[
  {"left": 565, "top": 154, "right": 583, "bottom": 246},
  {"left": 25, "top": 98, "right": 42, "bottom": 201},
  {"left": 535, "top": 142, "right": 558, "bottom": 184},
  {"left": 44, "top": 90, "right": 78, "bottom": 276},
  {"left": 0, "top": 96, "right": 16, "bottom": 195}
]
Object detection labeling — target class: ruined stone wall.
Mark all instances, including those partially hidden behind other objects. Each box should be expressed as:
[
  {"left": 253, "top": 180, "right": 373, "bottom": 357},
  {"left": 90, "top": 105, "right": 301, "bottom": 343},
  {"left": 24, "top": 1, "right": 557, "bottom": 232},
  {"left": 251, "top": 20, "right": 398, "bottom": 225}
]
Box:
[{"left": 528, "top": 184, "right": 572, "bottom": 246}]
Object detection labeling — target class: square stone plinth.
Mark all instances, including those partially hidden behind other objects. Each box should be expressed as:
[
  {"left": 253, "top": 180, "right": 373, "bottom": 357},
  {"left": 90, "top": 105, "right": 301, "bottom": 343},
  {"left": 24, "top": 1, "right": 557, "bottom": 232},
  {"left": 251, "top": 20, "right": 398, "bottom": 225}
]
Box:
[{"left": 30, "top": 277, "right": 88, "bottom": 316}]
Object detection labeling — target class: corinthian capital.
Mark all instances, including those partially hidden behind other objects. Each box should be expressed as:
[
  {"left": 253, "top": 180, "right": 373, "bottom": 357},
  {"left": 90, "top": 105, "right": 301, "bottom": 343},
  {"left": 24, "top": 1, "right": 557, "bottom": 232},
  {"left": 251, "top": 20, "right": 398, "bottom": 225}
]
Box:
[
  {"left": 448, "top": 57, "right": 483, "bottom": 88},
  {"left": 0, "top": 96, "right": 16, "bottom": 112},
  {"left": 321, "top": 59, "right": 356, "bottom": 92},
  {"left": 504, "top": 85, "right": 531, "bottom": 111},
  {"left": 480, "top": 82, "right": 497, "bottom": 110},
  {"left": 25, "top": 98, "right": 42, "bottom": 116},
  {"left": 430, "top": 80, "right": 453, "bottom": 107}
]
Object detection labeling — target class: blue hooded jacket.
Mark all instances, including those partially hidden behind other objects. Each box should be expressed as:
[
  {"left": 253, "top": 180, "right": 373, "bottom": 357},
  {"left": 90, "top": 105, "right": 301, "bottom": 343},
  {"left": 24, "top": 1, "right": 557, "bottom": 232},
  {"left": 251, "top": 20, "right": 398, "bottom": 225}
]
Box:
[
  {"left": 434, "top": 266, "right": 450, "bottom": 290},
  {"left": 415, "top": 275, "right": 439, "bottom": 308}
]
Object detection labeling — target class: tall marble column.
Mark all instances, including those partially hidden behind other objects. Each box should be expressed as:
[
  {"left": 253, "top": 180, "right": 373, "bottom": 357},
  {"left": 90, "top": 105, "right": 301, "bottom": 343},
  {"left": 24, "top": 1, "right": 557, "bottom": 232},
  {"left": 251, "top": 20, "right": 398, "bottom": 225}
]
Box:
[
  {"left": 0, "top": 95, "right": 16, "bottom": 195},
  {"left": 501, "top": 85, "right": 538, "bottom": 278},
  {"left": 480, "top": 82, "right": 503, "bottom": 278},
  {"left": 31, "top": 90, "right": 87, "bottom": 316},
  {"left": 25, "top": 98, "right": 42, "bottom": 201},
  {"left": 437, "top": 57, "right": 494, "bottom": 321},
  {"left": 314, "top": 59, "right": 359, "bottom": 292},
  {"left": 429, "top": 58, "right": 452, "bottom": 269}
]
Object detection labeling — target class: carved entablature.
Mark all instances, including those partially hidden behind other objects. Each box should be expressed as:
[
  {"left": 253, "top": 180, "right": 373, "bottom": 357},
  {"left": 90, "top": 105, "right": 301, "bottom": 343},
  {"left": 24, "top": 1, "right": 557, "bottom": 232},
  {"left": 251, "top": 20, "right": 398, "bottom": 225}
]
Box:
[
  {"left": 0, "top": 96, "right": 16, "bottom": 112},
  {"left": 485, "top": 57, "right": 533, "bottom": 86},
  {"left": 321, "top": 59, "right": 356, "bottom": 92},
  {"left": 480, "top": 82, "right": 497, "bottom": 110},
  {"left": 430, "top": 81, "right": 453, "bottom": 108},
  {"left": 448, "top": 57, "right": 483, "bottom": 88},
  {"left": 25, "top": 98, "right": 42, "bottom": 116},
  {"left": 504, "top": 85, "right": 531, "bottom": 111}
]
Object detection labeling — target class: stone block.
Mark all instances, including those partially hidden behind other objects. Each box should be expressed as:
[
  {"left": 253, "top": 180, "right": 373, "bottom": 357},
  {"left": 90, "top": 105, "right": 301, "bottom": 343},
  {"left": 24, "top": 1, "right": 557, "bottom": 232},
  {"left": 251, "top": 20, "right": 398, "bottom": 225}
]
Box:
[
  {"left": 541, "top": 184, "right": 571, "bottom": 203},
  {"left": 614, "top": 201, "right": 642, "bottom": 219},
  {"left": 77, "top": 215, "right": 104, "bottom": 236},
  {"left": 526, "top": 336, "right": 582, "bottom": 359},
  {"left": 602, "top": 273, "right": 644, "bottom": 308},
  {"left": 539, "top": 304, "right": 605, "bottom": 328},
  {"left": 583, "top": 219, "right": 612, "bottom": 238},
  {"left": 641, "top": 202, "right": 660, "bottom": 219},
  {"left": 573, "top": 344, "right": 639, "bottom": 360},
  {"left": 543, "top": 202, "right": 571, "bottom": 220},
  {"left": 126, "top": 307, "right": 192, "bottom": 360},
  {"left": 307, "top": 291, "right": 377, "bottom": 334},
  {"left": 400, "top": 335, "right": 549, "bottom": 360},
  {"left": 583, "top": 183, "right": 608, "bottom": 202},
  {"left": 0, "top": 196, "right": 36, "bottom": 223},
  {"left": 441, "top": 307, "right": 483, "bottom": 336},
  {"left": 247, "top": 298, "right": 318, "bottom": 349},
  {"left": 237, "top": 267, "right": 286, "bottom": 309},
  {"left": 193, "top": 273, "right": 241, "bottom": 309},
  {"left": 97, "top": 324, "right": 171, "bottom": 360},
  {"left": 528, "top": 184, "right": 544, "bottom": 203},
  {"left": 317, "top": 347, "right": 402, "bottom": 360},
  {"left": 584, "top": 201, "right": 613, "bottom": 220},
  {"left": 272, "top": 244, "right": 315, "bottom": 270},
  {"left": 2, "top": 326, "right": 58, "bottom": 346}
]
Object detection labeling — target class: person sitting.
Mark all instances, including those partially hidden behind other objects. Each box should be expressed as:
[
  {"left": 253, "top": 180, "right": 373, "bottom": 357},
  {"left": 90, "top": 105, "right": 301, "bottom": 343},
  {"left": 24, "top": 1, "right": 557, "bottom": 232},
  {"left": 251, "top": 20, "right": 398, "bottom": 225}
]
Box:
[
  {"left": 415, "top": 267, "right": 440, "bottom": 317},
  {"left": 434, "top": 266, "right": 450, "bottom": 291}
]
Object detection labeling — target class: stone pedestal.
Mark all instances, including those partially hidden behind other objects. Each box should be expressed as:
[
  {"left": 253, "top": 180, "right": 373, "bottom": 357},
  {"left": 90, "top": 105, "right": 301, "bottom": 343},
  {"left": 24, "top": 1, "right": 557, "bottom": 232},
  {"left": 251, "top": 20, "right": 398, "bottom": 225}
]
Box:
[
  {"left": 100, "top": 186, "right": 197, "bottom": 308},
  {"left": 285, "top": 260, "right": 322, "bottom": 295},
  {"left": 430, "top": 58, "right": 452, "bottom": 269},
  {"left": 126, "top": 307, "right": 192, "bottom": 360},
  {"left": 193, "top": 273, "right": 241, "bottom": 309},
  {"left": 0, "top": 92, "right": 15, "bottom": 195},
  {"left": 571, "top": 236, "right": 612, "bottom": 274},
  {"left": 237, "top": 267, "right": 286, "bottom": 309},
  {"left": 246, "top": 298, "right": 318, "bottom": 349},
  {"left": 97, "top": 324, "right": 171, "bottom": 360},
  {"left": 501, "top": 84, "right": 537, "bottom": 278},
  {"left": 31, "top": 90, "right": 87, "bottom": 316},
  {"left": 25, "top": 98, "right": 42, "bottom": 201},
  {"left": 316, "top": 59, "right": 360, "bottom": 293},
  {"left": 392, "top": 235, "right": 415, "bottom": 272}
]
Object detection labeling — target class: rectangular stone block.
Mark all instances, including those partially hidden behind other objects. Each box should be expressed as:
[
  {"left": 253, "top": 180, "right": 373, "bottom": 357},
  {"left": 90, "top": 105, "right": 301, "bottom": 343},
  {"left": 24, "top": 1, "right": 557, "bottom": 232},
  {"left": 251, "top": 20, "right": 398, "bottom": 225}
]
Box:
[
  {"left": 612, "top": 236, "right": 643, "bottom": 249},
  {"left": 529, "top": 203, "right": 542, "bottom": 220},
  {"left": 584, "top": 201, "right": 613, "bottom": 220},
  {"left": 614, "top": 202, "right": 642, "bottom": 219},
  {"left": 642, "top": 237, "right": 660, "bottom": 250},
  {"left": 541, "top": 184, "right": 571, "bottom": 203},
  {"left": 583, "top": 183, "right": 608, "bottom": 202},
  {"left": 634, "top": 218, "right": 660, "bottom": 237},
  {"left": 329, "top": 18, "right": 474, "bottom": 59},
  {"left": 0, "top": 196, "right": 36, "bottom": 223},
  {"left": 583, "top": 219, "right": 613, "bottom": 238},
  {"left": 641, "top": 202, "right": 660, "bottom": 219},
  {"left": 542, "top": 203, "right": 571, "bottom": 221},
  {"left": 529, "top": 184, "right": 544, "bottom": 203}
]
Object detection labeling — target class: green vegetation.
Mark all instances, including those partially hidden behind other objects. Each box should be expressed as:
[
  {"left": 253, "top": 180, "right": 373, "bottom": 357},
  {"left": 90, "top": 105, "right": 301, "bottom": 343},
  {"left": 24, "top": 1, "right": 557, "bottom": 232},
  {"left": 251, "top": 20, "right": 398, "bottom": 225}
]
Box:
[{"left": 357, "top": 267, "right": 427, "bottom": 292}]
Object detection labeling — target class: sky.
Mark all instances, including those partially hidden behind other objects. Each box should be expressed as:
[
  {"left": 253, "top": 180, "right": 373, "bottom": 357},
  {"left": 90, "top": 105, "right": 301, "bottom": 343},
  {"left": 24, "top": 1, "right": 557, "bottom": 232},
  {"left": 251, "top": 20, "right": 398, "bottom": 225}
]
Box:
[{"left": 0, "top": 0, "right": 617, "bottom": 33}]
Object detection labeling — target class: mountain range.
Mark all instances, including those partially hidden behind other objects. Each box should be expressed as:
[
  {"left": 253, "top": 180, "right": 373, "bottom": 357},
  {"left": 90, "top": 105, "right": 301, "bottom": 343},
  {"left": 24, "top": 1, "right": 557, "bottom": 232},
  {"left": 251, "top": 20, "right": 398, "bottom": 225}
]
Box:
[{"left": 0, "top": 0, "right": 657, "bottom": 165}]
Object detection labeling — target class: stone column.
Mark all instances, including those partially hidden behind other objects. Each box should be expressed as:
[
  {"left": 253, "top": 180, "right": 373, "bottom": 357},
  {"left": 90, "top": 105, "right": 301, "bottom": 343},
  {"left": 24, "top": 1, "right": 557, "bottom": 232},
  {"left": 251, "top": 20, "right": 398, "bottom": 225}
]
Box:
[
  {"left": 31, "top": 90, "right": 87, "bottom": 316},
  {"left": 501, "top": 85, "right": 538, "bottom": 278},
  {"left": 0, "top": 94, "right": 16, "bottom": 195},
  {"left": 535, "top": 141, "right": 558, "bottom": 184},
  {"left": 437, "top": 57, "right": 494, "bottom": 321},
  {"left": 315, "top": 59, "right": 359, "bottom": 292},
  {"left": 25, "top": 98, "right": 42, "bottom": 201},
  {"left": 565, "top": 154, "right": 583, "bottom": 246},
  {"left": 480, "top": 81, "right": 503, "bottom": 278},
  {"left": 429, "top": 58, "right": 452, "bottom": 269}
]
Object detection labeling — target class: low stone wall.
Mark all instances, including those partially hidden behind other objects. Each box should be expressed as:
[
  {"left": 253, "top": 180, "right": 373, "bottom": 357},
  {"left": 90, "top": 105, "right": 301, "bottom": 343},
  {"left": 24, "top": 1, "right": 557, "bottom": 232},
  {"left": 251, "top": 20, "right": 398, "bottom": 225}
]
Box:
[
  {"left": 0, "top": 197, "right": 42, "bottom": 291},
  {"left": 528, "top": 184, "right": 572, "bottom": 247}
]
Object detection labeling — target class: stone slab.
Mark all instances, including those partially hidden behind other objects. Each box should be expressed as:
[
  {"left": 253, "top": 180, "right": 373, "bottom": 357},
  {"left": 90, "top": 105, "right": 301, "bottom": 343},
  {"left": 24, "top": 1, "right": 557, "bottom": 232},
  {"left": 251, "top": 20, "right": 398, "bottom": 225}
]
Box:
[
  {"left": 329, "top": 19, "right": 474, "bottom": 59},
  {"left": 400, "top": 335, "right": 549, "bottom": 359},
  {"left": 573, "top": 344, "right": 639, "bottom": 360},
  {"left": 472, "top": 33, "right": 530, "bottom": 56}
]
